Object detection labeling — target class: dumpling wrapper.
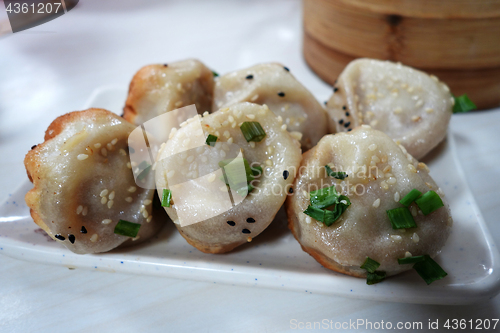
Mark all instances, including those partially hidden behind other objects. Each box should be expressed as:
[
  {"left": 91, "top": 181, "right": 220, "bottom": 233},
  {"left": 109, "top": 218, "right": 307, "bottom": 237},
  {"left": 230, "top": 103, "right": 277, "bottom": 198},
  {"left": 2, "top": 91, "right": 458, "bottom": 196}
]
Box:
[
  {"left": 325, "top": 59, "right": 453, "bottom": 159},
  {"left": 286, "top": 125, "right": 452, "bottom": 277},
  {"left": 156, "top": 102, "right": 302, "bottom": 253},
  {"left": 124, "top": 59, "right": 214, "bottom": 125},
  {"left": 213, "top": 63, "right": 329, "bottom": 150},
  {"left": 24, "top": 109, "right": 158, "bottom": 254}
]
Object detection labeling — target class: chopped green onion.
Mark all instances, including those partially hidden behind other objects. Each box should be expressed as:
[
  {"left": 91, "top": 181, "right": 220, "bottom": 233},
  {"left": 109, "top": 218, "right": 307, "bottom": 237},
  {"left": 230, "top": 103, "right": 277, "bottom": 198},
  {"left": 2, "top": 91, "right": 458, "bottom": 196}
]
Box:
[
  {"left": 212, "top": 70, "right": 219, "bottom": 77},
  {"left": 325, "top": 165, "right": 347, "bottom": 180},
  {"left": 240, "top": 122, "right": 266, "bottom": 142},
  {"left": 206, "top": 134, "right": 217, "bottom": 146},
  {"left": 303, "top": 185, "right": 351, "bottom": 226},
  {"left": 114, "top": 219, "right": 141, "bottom": 238},
  {"left": 137, "top": 161, "right": 151, "bottom": 181},
  {"left": 360, "top": 257, "right": 380, "bottom": 273},
  {"left": 397, "top": 255, "right": 426, "bottom": 265},
  {"left": 366, "top": 271, "right": 386, "bottom": 285},
  {"left": 453, "top": 94, "right": 477, "bottom": 113},
  {"left": 161, "top": 189, "right": 172, "bottom": 207},
  {"left": 386, "top": 207, "right": 417, "bottom": 229},
  {"left": 398, "top": 255, "right": 447, "bottom": 285},
  {"left": 415, "top": 190, "right": 444, "bottom": 215},
  {"left": 219, "top": 158, "right": 262, "bottom": 195},
  {"left": 399, "top": 189, "right": 422, "bottom": 207}
]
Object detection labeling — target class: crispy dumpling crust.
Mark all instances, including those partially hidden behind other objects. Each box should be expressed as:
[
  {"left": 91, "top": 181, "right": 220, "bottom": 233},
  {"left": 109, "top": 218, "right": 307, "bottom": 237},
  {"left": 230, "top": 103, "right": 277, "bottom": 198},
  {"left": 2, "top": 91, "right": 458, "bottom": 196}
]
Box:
[
  {"left": 124, "top": 59, "right": 214, "bottom": 125},
  {"left": 286, "top": 126, "right": 452, "bottom": 277},
  {"left": 213, "top": 63, "right": 329, "bottom": 150},
  {"left": 156, "top": 102, "right": 302, "bottom": 253},
  {"left": 326, "top": 59, "right": 453, "bottom": 159},
  {"left": 25, "top": 109, "right": 157, "bottom": 254}
]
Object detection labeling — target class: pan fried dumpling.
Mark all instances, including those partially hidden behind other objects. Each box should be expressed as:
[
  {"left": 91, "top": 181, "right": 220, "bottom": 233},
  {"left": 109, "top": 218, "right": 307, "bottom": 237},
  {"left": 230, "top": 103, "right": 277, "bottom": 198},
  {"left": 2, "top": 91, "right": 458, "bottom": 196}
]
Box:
[
  {"left": 24, "top": 109, "right": 157, "bottom": 254},
  {"left": 286, "top": 126, "right": 452, "bottom": 277},
  {"left": 213, "top": 63, "right": 329, "bottom": 150},
  {"left": 325, "top": 59, "right": 453, "bottom": 159},
  {"left": 156, "top": 102, "right": 302, "bottom": 253},
  {"left": 124, "top": 59, "right": 214, "bottom": 125}
]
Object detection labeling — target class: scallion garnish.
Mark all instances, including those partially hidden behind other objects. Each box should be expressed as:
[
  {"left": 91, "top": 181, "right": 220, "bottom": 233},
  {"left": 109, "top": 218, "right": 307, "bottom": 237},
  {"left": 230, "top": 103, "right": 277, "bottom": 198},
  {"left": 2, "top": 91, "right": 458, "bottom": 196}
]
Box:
[
  {"left": 240, "top": 122, "right": 266, "bottom": 142},
  {"left": 212, "top": 70, "right": 219, "bottom": 77},
  {"left": 398, "top": 254, "right": 447, "bottom": 285},
  {"left": 367, "top": 271, "right": 386, "bottom": 285},
  {"left": 206, "top": 134, "right": 218, "bottom": 146},
  {"left": 360, "top": 257, "right": 380, "bottom": 273},
  {"left": 303, "top": 185, "right": 351, "bottom": 226},
  {"left": 219, "top": 158, "right": 262, "bottom": 195},
  {"left": 415, "top": 190, "right": 444, "bottom": 215},
  {"left": 453, "top": 94, "right": 477, "bottom": 113},
  {"left": 325, "top": 165, "right": 347, "bottom": 180},
  {"left": 137, "top": 161, "right": 151, "bottom": 181},
  {"left": 161, "top": 189, "right": 172, "bottom": 207},
  {"left": 399, "top": 189, "right": 422, "bottom": 207},
  {"left": 114, "top": 219, "right": 141, "bottom": 238},
  {"left": 386, "top": 207, "right": 417, "bottom": 229}
]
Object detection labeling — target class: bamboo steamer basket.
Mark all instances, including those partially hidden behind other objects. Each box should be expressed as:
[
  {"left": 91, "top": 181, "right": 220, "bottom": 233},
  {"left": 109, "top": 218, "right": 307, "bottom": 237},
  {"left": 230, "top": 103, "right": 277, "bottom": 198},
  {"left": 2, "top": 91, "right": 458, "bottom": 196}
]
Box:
[{"left": 303, "top": 0, "right": 500, "bottom": 109}]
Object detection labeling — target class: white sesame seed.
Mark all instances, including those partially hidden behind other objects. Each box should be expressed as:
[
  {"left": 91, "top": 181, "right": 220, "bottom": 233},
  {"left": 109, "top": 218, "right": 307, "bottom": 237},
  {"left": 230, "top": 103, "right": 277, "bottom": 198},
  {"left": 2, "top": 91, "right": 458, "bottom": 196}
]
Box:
[
  {"left": 281, "top": 124, "right": 287, "bottom": 131},
  {"left": 132, "top": 235, "right": 141, "bottom": 241},
  {"left": 249, "top": 142, "right": 255, "bottom": 148},
  {"left": 387, "top": 177, "right": 397, "bottom": 185},
  {"left": 102, "top": 219, "right": 112, "bottom": 225},
  {"left": 408, "top": 164, "right": 417, "bottom": 173},
  {"left": 251, "top": 95, "right": 259, "bottom": 102},
  {"left": 390, "top": 235, "right": 402, "bottom": 242},
  {"left": 81, "top": 206, "right": 88, "bottom": 216},
  {"left": 126, "top": 162, "right": 132, "bottom": 169},
  {"left": 228, "top": 115, "right": 234, "bottom": 123},
  {"left": 125, "top": 197, "right": 133, "bottom": 203},
  {"left": 223, "top": 131, "right": 230, "bottom": 138},
  {"left": 405, "top": 251, "right": 412, "bottom": 258},
  {"left": 305, "top": 216, "right": 312, "bottom": 224},
  {"left": 380, "top": 181, "right": 389, "bottom": 190},
  {"left": 361, "top": 124, "right": 371, "bottom": 129},
  {"left": 187, "top": 155, "right": 194, "bottom": 163},
  {"left": 77, "top": 154, "right": 89, "bottom": 160},
  {"left": 418, "top": 162, "right": 429, "bottom": 172},
  {"left": 106, "top": 143, "right": 113, "bottom": 151},
  {"left": 415, "top": 100, "right": 423, "bottom": 108},
  {"left": 128, "top": 186, "right": 137, "bottom": 193},
  {"left": 94, "top": 143, "right": 101, "bottom": 149},
  {"left": 203, "top": 111, "right": 209, "bottom": 117},
  {"left": 411, "top": 115, "right": 421, "bottom": 122},
  {"left": 425, "top": 107, "right": 434, "bottom": 113},
  {"left": 207, "top": 174, "right": 216, "bottom": 182},
  {"left": 107, "top": 200, "right": 114, "bottom": 209},
  {"left": 393, "top": 107, "right": 402, "bottom": 114},
  {"left": 142, "top": 210, "right": 149, "bottom": 218},
  {"left": 372, "top": 155, "right": 380, "bottom": 163},
  {"left": 290, "top": 131, "right": 302, "bottom": 141},
  {"left": 76, "top": 205, "right": 83, "bottom": 214},
  {"left": 394, "top": 192, "right": 400, "bottom": 202},
  {"left": 246, "top": 114, "right": 256, "bottom": 120},
  {"left": 101, "top": 197, "right": 107, "bottom": 205},
  {"left": 101, "top": 148, "right": 107, "bottom": 157},
  {"left": 111, "top": 138, "right": 118, "bottom": 145},
  {"left": 108, "top": 191, "right": 115, "bottom": 200},
  {"left": 276, "top": 116, "right": 283, "bottom": 123},
  {"left": 147, "top": 216, "right": 152, "bottom": 223},
  {"left": 372, "top": 198, "right": 380, "bottom": 208},
  {"left": 119, "top": 149, "right": 127, "bottom": 156},
  {"left": 222, "top": 120, "right": 229, "bottom": 127},
  {"left": 412, "top": 233, "right": 419, "bottom": 243},
  {"left": 265, "top": 159, "right": 273, "bottom": 166},
  {"left": 90, "top": 234, "right": 98, "bottom": 242},
  {"left": 381, "top": 155, "right": 388, "bottom": 163},
  {"left": 383, "top": 165, "right": 391, "bottom": 173},
  {"left": 143, "top": 199, "right": 152, "bottom": 206},
  {"left": 368, "top": 144, "right": 377, "bottom": 151}
]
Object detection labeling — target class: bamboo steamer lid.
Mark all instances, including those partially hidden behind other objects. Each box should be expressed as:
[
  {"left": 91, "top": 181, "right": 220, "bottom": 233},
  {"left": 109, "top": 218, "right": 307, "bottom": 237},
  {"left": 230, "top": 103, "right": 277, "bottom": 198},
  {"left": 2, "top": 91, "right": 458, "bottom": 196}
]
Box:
[{"left": 304, "top": 0, "right": 500, "bottom": 109}]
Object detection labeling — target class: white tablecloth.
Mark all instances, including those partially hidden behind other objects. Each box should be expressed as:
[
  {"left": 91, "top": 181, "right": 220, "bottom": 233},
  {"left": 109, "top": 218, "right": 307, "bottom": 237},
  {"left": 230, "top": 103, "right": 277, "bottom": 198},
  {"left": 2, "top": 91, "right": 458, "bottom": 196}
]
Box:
[{"left": 1, "top": 1, "right": 499, "bottom": 331}]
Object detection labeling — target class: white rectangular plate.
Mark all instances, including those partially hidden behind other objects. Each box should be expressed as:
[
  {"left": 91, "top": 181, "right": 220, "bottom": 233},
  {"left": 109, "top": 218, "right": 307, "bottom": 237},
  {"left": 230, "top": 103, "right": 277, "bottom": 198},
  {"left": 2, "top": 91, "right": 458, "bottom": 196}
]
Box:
[{"left": 1, "top": 87, "right": 499, "bottom": 305}]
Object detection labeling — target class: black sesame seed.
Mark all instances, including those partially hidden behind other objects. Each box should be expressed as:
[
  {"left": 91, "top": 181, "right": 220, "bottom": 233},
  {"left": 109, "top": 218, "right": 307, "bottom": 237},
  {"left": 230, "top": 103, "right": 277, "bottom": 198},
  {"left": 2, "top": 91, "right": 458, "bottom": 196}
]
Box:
[
  {"left": 163, "top": 64, "right": 168, "bottom": 67},
  {"left": 347, "top": 128, "right": 352, "bottom": 132},
  {"left": 55, "top": 234, "right": 65, "bottom": 241},
  {"left": 68, "top": 234, "right": 75, "bottom": 244},
  {"left": 283, "top": 170, "right": 289, "bottom": 180},
  {"left": 246, "top": 218, "right": 255, "bottom": 223},
  {"left": 283, "top": 66, "right": 290, "bottom": 72},
  {"left": 227, "top": 221, "right": 235, "bottom": 226},
  {"left": 342, "top": 106, "right": 347, "bottom": 110},
  {"left": 242, "top": 229, "right": 251, "bottom": 234},
  {"left": 245, "top": 74, "right": 254, "bottom": 80},
  {"left": 339, "top": 119, "right": 344, "bottom": 125},
  {"left": 344, "top": 121, "right": 351, "bottom": 128},
  {"left": 324, "top": 101, "right": 327, "bottom": 105},
  {"left": 345, "top": 112, "right": 350, "bottom": 117},
  {"left": 120, "top": 113, "right": 125, "bottom": 117},
  {"left": 31, "top": 144, "right": 37, "bottom": 150},
  {"left": 278, "top": 92, "right": 285, "bottom": 97},
  {"left": 333, "top": 87, "right": 339, "bottom": 93},
  {"left": 80, "top": 226, "right": 87, "bottom": 234},
  {"left": 289, "top": 187, "right": 294, "bottom": 194}
]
